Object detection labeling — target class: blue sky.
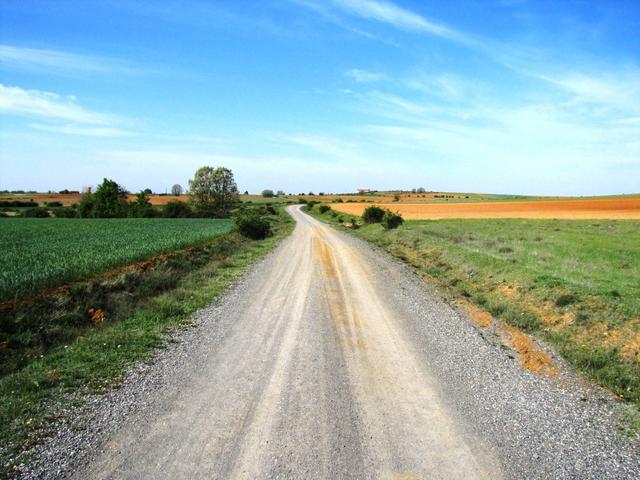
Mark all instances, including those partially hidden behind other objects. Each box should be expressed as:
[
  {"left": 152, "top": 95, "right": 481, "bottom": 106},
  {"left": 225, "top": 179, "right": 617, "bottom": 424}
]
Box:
[{"left": 1, "top": 0, "right": 639, "bottom": 195}]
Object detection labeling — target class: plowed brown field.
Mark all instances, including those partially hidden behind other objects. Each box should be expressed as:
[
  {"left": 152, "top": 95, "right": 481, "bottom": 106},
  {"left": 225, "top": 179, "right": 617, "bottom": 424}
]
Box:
[{"left": 331, "top": 197, "right": 640, "bottom": 220}]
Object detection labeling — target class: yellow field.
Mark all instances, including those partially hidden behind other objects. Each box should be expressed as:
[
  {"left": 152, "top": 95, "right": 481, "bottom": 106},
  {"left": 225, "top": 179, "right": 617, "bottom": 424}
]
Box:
[{"left": 330, "top": 197, "right": 640, "bottom": 220}]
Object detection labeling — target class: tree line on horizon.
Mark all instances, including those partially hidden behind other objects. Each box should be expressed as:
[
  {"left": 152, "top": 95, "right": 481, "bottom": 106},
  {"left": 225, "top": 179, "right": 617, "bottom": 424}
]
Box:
[{"left": 15, "top": 166, "right": 240, "bottom": 219}]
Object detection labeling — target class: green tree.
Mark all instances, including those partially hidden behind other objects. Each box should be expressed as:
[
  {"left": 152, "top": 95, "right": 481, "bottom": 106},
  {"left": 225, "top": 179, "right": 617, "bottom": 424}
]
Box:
[
  {"left": 129, "top": 190, "right": 154, "bottom": 217},
  {"left": 188, "top": 166, "right": 239, "bottom": 217},
  {"left": 261, "top": 189, "right": 274, "bottom": 198},
  {"left": 77, "top": 194, "right": 95, "bottom": 218},
  {"left": 92, "top": 178, "right": 128, "bottom": 218}
]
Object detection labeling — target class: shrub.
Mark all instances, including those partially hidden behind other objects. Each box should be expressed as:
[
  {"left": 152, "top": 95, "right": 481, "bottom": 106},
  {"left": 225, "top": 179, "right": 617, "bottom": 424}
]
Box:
[
  {"left": 164, "top": 200, "right": 192, "bottom": 218},
  {"left": 306, "top": 201, "right": 318, "bottom": 211},
  {"left": 236, "top": 212, "right": 272, "bottom": 240},
  {"left": 53, "top": 207, "right": 78, "bottom": 218},
  {"left": 298, "top": 198, "right": 308, "bottom": 204},
  {"left": 382, "top": 210, "right": 404, "bottom": 229},
  {"left": 318, "top": 205, "right": 331, "bottom": 214},
  {"left": 266, "top": 205, "right": 277, "bottom": 215},
  {"left": 21, "top": 207, "right": 50, "bottom": 218},
  {"left": 261, "top": 189, "right": 274, "bottom": 198},
  {"left": 0, "top": 200, "right": 38, "bottom": 208},
  {"left": 45, "top": 201, "right": 63, "bottom": 207},
  {"left": 362, "top": 205, "right": 385, "bottom": 224}
]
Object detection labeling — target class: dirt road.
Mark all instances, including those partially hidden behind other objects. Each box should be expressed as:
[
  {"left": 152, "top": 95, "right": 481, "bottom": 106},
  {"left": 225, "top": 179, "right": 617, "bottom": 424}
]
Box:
[{"left": 44, "top": 206, "right": 637, "bottom": 479}]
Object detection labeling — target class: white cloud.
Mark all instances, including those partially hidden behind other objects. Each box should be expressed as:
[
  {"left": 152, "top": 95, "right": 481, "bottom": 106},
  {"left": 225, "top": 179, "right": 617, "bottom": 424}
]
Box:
[
  {"left": 0, "top": 84, "right": 112, "bottom": 124},
  {"left": 0, "top": 44, "right": 143, "bottom": 75},
  {"left": 266, "top": 132, "right": 361, "bottom": 159},
  {"left": 331, "top": 0, "right": 470, "bottom": 44},
  {"left": 30, "top": 123, "right": 131, "bottom": 137},
  {"left": 345, "top": 68, "right": 387, "bottom": 83},
  {"left": 534, "top": 70, "right": 640, "bottom": 113}
]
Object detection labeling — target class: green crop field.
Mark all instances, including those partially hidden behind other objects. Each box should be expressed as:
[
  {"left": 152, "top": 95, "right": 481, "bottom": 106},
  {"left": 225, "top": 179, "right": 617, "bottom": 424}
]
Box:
[{"left": 0, "top": 218, "right": 235, "bottom": 300}]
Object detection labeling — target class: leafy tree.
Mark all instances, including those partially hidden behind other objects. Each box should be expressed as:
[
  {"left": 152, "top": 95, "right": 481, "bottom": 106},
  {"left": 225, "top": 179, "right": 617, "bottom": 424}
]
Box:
[
  {"left": 188, "top": 166, "right": 239, "bottom": 217},
  {"left": 129, "top": 190, "right": 154, "bottom": 217},
  {"left": 276, "top": 190, "right": 285, "bottom": 196},
  {"left": 77, "top": 194, "right": 95, "bottom": 218},
  {"left": 171, "top": 184, "right": 183, "bottom": 196},
  {"left": 143, "top": 188, "right": 153, "bottom": 195},
  {"left": 261, "top": 189, "right": 274, "bottom": 198},
  {"left": 92, "top": 178, "right": 128, "bottom": 218}
]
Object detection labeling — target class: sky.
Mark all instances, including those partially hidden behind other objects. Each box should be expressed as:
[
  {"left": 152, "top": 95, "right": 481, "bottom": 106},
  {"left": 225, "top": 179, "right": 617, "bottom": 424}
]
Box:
[{"left": 1, "top": 0, "right": 639, "bottom": 195}]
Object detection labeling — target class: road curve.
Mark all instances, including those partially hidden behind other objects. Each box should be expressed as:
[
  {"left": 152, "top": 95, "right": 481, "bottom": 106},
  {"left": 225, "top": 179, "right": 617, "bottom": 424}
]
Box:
[{"left": 68, "top": 205, "right": 638, "bottom": 480}]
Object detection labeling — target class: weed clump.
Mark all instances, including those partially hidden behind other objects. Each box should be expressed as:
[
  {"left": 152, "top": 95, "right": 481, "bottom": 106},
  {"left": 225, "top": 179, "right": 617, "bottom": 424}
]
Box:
[{"left": 555, "top": 293, "right": 577, "bottom": 307}]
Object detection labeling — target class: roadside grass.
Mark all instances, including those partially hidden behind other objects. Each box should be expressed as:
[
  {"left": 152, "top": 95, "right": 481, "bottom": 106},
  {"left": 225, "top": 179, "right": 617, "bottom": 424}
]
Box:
[
  {"left": 0, "top": 208, "right": 293, "bottom": 477},
  {"left": 308, "top": 205, "right": 640, "bottom": 408}
]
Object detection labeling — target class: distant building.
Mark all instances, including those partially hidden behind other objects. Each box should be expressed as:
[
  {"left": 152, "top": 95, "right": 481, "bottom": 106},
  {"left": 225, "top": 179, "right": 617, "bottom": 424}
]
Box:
[{"left": 357, "top": 188, "right": 371, "bottom": 193}]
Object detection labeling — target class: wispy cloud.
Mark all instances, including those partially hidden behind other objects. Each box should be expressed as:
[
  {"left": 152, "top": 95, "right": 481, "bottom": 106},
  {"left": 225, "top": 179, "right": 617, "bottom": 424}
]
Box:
[
  {"left": 533, "top": 70, "right": 640, "bottom": 112},
  {"left": 0, "top": 44, "right": 143, "bottom": 75},
  {"left": 267, "top": 132, "right": 360, "bottom": 159},
  {"left": 0, "top": 83, "right": 132, "bottom": 137},
  {"left": 345, "top": 68, "right": 387, "bottom": 83},
  {"left": 331, "top": 0, "right": 474, "bottom": 44},
  {"left": 0, "top": 84, "right": 112, "bottom": 124},
  {"left": 288, "top": 0, "right": 381, "bottom": 40},
  {"left": 30, "top": 123, "right": 131, "bottom": 137}
]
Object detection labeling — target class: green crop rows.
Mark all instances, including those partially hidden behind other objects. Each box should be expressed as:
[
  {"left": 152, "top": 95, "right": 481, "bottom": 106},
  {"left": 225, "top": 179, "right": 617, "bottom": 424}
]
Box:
[{"left": 0, "top": 218, "right": 235, "bottom": 300}]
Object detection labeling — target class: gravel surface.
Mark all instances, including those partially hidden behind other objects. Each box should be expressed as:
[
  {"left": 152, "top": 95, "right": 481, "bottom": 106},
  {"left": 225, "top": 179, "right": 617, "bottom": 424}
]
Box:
[{"left": 17, "top": 206, "right": 640, "bottom": 479}]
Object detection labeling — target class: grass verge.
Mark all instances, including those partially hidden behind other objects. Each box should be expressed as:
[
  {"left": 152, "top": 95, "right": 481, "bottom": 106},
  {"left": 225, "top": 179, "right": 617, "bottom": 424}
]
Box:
[
  {"left": 307, "top": 205, "right": 640, "bottom": 410},
  {"left": 0, "top": 208, "right": 293, "bottom": 477}
]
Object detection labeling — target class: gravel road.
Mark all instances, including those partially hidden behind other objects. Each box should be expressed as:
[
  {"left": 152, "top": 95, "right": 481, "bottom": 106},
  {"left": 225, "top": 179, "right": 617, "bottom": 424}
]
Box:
[{"left": 23, "top": 205, "right": 639, "bottom": 479}]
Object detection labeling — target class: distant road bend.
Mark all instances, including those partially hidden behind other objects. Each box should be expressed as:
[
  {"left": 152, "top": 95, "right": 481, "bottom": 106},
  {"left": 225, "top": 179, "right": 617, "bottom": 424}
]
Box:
[{"left": 71, "top": 205, "right": 639, "bottom": 480}]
